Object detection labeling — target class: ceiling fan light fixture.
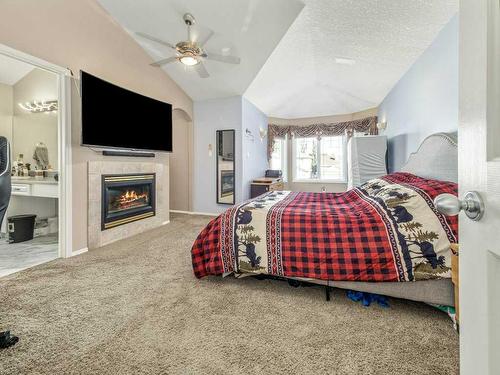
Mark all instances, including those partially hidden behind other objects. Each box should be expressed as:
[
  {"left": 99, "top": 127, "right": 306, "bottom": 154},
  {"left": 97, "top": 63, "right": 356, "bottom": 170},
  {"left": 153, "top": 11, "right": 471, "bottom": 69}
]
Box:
[
  {"left": 179, "top": 55, "right": 199, "bottom": 66},
  {"left": 139, "top": 12, "right": 240, "bottom": 78}
]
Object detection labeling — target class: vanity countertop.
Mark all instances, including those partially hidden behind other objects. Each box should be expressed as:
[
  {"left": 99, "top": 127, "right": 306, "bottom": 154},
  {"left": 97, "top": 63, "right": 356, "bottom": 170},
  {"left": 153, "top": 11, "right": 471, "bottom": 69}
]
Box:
[{"left": 11, "top": 177, "right": 59, "bottom": 185}]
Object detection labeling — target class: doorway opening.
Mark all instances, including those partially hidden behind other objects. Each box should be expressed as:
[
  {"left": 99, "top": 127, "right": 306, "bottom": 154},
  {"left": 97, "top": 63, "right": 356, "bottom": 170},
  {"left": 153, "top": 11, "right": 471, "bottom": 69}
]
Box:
[{"left": 0, "top": 45, "right": 71, "bottom": 277}]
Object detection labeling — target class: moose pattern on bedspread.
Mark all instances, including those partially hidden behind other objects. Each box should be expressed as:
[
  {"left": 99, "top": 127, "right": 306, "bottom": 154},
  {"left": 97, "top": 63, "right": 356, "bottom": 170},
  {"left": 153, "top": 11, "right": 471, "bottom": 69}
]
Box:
[{"left": 191, "top": 173, "right": 458, "bottom": 282}]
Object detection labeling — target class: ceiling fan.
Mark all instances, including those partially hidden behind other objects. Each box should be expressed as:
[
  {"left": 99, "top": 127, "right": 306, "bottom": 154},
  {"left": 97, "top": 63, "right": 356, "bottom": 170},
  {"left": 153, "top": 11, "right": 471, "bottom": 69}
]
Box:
[{"left": 136, "top": 13, "right": 241, "bottom": 78}]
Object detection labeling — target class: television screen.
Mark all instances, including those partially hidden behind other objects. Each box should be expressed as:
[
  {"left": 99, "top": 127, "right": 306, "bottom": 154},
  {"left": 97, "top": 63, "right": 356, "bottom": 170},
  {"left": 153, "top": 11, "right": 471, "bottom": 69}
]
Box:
[{"left": 81, "top": 71, "right": 173, "bottom": 152}]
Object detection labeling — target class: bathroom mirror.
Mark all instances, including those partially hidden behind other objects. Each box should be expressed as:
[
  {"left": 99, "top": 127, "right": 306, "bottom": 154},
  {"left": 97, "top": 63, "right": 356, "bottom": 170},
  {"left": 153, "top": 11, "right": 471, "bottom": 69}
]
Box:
[
  {"left": 216, "top": 129, "right": 235, "bottom": 205},
  {"left": 12, "top": 69, "right": 58, "bottom": 173}
]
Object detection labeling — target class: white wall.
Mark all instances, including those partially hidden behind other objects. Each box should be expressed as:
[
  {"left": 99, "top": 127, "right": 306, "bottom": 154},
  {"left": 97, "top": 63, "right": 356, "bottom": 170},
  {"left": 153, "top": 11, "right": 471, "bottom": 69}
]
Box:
[
  {"left": 13, "top": 69, "right": 58, "bottom": 228},
  {"left": 0, "top": 70, "right": 58, "bottom": 235},
  {"left": 0, "top": 83, "right": 13, "bottom": 143},
  {"left": 378, "top": 14, "right": 458, "bottom": 172},
  {"left": 0, "top": 83, "right": 13, "bottom": 234},
  {"left": 13, "top": 68, "right": 58, "bottom": 170},
  {"left": 5, "top": 197, "right": 57, "bottom": 228},
  {"left": 0, "top": 69, "right": 58, "bottom": 170}
]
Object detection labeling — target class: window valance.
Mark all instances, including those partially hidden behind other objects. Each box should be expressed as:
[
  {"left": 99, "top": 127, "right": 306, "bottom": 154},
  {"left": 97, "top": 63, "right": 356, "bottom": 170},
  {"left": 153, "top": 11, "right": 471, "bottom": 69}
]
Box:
[{"left": 267, "top": 116, "right": 378, "bottom": 160}]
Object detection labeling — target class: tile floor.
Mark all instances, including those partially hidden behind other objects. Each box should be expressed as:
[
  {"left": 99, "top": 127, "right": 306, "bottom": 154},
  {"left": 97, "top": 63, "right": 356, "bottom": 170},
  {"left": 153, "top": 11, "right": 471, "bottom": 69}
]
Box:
[{"left": 0, "top": 234, "right": 58, "bottom": 277}]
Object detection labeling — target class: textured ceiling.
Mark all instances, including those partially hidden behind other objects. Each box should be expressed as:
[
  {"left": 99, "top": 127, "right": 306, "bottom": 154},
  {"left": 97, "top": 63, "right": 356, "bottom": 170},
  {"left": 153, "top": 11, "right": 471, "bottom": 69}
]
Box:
[
  {"left": 0, "top": 53, "right": 34, "bottom": 86},
  {"left": 244, "top": 0, "right": 458, "bottom": 118},
  {"left": 97, "top": 0, "right": 304, "bottom": 101},
  {"left": 95, "top": 0, "right": 458, "bottom": 118}
]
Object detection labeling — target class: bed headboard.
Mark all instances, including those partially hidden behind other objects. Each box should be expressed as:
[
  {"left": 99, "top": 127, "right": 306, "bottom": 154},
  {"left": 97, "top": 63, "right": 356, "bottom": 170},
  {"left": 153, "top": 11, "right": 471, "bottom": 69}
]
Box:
[{"left": 400, "top": 132, "right": 458, "bottom": 183}]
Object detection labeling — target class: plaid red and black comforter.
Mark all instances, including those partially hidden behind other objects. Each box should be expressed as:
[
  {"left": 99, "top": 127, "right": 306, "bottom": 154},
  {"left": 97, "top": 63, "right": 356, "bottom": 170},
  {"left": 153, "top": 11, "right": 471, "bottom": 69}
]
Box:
[{"left": 191, "top": 173, "right": 458, "bottom": 282}]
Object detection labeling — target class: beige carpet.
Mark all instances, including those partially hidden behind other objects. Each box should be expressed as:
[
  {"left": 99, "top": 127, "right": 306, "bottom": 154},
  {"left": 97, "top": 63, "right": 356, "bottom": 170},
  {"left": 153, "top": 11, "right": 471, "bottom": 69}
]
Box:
[{"left": 0, "top": 213, "right": 459, "bottom": 375}]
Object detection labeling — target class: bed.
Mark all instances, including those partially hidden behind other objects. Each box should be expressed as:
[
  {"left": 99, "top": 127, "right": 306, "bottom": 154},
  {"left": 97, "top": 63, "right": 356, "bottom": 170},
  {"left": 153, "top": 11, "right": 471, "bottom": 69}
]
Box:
[{"left": 192, "top": 132, "right": 458, "bottom": 306}]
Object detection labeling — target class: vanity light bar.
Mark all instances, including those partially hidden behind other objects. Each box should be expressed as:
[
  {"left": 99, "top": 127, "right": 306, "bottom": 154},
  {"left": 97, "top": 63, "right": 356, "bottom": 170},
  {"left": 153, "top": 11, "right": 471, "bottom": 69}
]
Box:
[{"left": 18, "top": 100, "right": 58, "bottom": 114}]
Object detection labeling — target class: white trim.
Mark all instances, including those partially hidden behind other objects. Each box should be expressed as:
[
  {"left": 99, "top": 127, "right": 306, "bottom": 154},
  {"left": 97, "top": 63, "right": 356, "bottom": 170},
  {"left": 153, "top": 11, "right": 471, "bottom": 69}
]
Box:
[
  {"left": 161, "top": 220, "right": 170, "bottom": 225},
  {"left": 270, "top": 136, "right": 288, "bottom": 182},
  {"left": 291, "top": 179, "right": 347, "bottom": 184},
  {"left": 0, "top": 44, "right": 70, "bottom": 76},
  {"left": 59, "top": 75, "right": 72, "bottom": 258},
  {"left": 291, "top": 135, "right": 347, "bottom": 183},
  {"left": 71, "top": 247, "right": 88, "bottom": 257},
  {"left": 170, "top": 210, "right": 218, "bottom": 216},
  {"left": 0, "top": 45, "right": 73, "bottom": 258}
]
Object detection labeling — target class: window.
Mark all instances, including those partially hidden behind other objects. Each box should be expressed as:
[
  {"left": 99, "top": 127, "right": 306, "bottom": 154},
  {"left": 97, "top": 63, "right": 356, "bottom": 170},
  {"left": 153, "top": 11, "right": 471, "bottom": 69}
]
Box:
[
  {"left": 294, "top": 137, "right": 318, "bottom": 180},
  {"left": 293, "top": 136, "right": 345, "bottom": 182},
  {"left": 319, "top": 136, "right": 345, "bottom": 181},
  {"left": 269, "top": 137, "right": 287, "bottom": 180}
]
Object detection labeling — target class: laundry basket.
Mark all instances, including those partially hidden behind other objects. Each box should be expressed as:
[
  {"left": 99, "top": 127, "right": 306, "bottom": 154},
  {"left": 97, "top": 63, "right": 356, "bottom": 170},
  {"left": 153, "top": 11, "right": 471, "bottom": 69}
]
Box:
[{"left": 8, "top": 214, "right": 36, "bottom": 243}]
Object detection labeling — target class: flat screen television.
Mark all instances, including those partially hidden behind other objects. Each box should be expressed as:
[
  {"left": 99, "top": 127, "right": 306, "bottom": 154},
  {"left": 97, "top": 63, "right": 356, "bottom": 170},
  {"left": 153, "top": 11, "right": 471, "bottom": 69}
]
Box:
[{"left": 81, "top": 71, "right": 173, "bottom": 152}]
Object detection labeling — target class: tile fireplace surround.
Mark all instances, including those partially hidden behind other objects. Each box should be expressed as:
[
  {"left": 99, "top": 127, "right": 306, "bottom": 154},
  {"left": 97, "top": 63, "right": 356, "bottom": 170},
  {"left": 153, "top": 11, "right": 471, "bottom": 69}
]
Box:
[{"left": 88, "top": 161, "right": 168, "bottom": 249}]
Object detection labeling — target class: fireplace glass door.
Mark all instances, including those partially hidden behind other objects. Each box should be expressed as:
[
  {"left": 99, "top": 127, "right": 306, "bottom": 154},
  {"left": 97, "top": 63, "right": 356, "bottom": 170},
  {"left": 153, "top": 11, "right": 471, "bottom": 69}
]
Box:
[
  {"left": 107, "top": 184, "right": 151, "bottom": 214},
  {"left": 102, "top": 174, "right": 156, "bottom": 230}
]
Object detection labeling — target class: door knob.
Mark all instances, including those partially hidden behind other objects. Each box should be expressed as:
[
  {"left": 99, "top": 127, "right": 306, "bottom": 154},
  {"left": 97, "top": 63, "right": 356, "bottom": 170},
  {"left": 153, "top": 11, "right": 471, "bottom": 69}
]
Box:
[{"left": 433, "top": 191, "right": 484, "bottom": 221}]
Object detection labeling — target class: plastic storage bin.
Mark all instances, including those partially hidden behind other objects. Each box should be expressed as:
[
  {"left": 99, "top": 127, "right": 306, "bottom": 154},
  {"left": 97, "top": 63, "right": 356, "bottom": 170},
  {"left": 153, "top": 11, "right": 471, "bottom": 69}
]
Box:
[{"left": 8, "top": 214, "right": 36, "bottom": 243}]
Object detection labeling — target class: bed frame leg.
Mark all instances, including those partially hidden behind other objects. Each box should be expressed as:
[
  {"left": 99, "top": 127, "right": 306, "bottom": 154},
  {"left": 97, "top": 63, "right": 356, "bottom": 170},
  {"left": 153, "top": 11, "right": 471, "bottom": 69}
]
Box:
[{"left": 325, "top": 286, "right": 331, "bottom": 301}]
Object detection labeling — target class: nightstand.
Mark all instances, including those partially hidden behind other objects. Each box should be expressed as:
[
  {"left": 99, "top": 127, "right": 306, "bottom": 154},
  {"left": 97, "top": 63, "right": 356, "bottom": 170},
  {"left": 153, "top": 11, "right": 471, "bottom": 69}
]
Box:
[
  {"left": 250, "top": 177, "right": 284, "bottom": 198},
  {"left": 450, "top": 243, "right": 459, "bottom": 324}
]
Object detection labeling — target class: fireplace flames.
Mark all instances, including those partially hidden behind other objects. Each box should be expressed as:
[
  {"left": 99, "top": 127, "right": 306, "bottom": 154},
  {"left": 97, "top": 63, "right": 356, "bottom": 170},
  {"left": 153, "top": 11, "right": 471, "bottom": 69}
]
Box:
[
  {"left": 116, "top": 189, "right": 149, "bottom": 210},
  {"left": 103, "top": 174, "right": 155, "bottom": 230}
]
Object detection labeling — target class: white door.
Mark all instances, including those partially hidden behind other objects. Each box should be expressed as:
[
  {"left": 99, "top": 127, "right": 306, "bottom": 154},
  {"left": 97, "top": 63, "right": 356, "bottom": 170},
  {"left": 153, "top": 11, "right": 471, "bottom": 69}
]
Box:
[{"left": 458, "top": 0, "right": 500, "bottom": 373}]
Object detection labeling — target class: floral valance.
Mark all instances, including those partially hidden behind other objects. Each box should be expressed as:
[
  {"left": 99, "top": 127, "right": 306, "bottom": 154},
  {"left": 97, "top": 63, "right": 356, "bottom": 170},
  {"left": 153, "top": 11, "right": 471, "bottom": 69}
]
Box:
[{"left": 267, "top": 116, "right": 378, "bottom": 160}]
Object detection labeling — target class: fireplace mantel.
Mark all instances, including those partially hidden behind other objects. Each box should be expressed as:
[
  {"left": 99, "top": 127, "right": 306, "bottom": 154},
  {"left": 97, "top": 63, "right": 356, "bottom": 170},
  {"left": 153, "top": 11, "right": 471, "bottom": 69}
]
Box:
[{"left": 88, "top": 161, "right": 167, "bottom": 249}]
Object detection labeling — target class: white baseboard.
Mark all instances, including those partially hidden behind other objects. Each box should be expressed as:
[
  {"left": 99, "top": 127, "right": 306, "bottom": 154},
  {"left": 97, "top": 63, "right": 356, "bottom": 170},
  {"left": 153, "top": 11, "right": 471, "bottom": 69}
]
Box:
[
  {"left": 162, "top": 220, "right": 170, "bottom": 226},
  {"left": 170, "top": 210, "right": 218, "bottom": 216},
  {"left": 170, "top": 209, "right": 194, "bottom": 215},
  {"left": 71, "top": 247, "right": 88, "bottom": 257}
]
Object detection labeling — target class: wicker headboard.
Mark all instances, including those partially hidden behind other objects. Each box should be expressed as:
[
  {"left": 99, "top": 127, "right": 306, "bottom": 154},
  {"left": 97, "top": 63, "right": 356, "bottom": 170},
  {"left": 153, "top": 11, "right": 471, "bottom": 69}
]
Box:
[{"left": 400, "top": 132, "right": 458, "bottom": 183}]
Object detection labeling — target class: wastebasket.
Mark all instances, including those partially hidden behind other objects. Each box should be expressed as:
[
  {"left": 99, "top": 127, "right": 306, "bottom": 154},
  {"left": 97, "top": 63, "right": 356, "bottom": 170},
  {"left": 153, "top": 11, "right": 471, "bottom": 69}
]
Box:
[{"left": 8, "top": 214, "right": 36, "bottom": 243}]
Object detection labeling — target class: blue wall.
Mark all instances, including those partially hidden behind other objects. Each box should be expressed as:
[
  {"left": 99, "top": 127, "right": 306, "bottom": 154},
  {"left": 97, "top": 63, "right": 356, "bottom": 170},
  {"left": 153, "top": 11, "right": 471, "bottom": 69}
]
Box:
[
  {"left": 378, "top": 14, "right": 458, "bottom": 172},
  {"left": 193, "top": 96, "right": 243, "bottom": 214},
  {"left": 193, "top": 96, "right": 268, "bottom": 214},
  {"left": 242, "top": 97, "right": 268, "bottom": 199}
]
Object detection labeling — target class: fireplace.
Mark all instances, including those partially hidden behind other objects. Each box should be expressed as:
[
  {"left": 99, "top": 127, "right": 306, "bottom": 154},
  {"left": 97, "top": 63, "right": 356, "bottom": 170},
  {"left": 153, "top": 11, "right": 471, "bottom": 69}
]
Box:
[
  {"left": 101, "top": 174, "right": 155, "bottom": 230},
  {"left": 220, "top": 170, "right": 234, "bottom": 197}
]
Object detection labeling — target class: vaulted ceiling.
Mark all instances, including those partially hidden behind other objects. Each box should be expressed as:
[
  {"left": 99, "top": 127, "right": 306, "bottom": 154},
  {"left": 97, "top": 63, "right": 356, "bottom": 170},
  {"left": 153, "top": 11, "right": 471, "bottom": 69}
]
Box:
[
  {"left": 0, "top": 54, "right": 34, "bottom": 86},
  {"left": 97, "top": 0, "right": 458, "bottom": 118},
  {"left": 97, "top": 0, "right": 304, "bottom": 101}
]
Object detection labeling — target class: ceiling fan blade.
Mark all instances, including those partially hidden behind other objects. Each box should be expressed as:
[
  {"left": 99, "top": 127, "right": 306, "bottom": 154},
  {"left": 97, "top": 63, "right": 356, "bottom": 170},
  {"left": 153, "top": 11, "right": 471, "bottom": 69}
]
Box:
[
  {"left": 194, "top": 62, "right": 209, "bottom": 78},
  {"left": 204, "top": 52, "right": 240, "bottom": 64},
  {"left": 151, "top": 56, "right": 177, "bottom": 67},
  {"left": 198, "top": 30, "right": 214, "bottom": 47},
  {"left": 136, "top": 32, "right": 176, "bottom": 50}
]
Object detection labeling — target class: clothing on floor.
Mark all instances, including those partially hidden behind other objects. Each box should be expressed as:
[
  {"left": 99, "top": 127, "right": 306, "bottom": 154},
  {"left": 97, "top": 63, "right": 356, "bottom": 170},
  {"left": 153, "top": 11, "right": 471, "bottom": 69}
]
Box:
[{"left": 346, "top": 290, "right": 389, "bottom": 307}]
